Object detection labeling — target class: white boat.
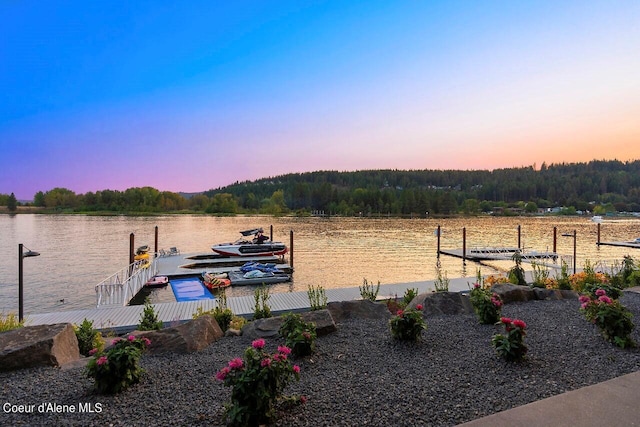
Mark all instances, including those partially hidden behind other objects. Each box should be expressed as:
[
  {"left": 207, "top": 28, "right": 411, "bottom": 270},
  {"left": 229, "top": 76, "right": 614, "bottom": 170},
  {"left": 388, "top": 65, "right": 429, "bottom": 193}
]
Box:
[
  {"left": 591, "top": 215, "right": 603, "bottom": 223},
  {"left": 211, "top": 228, "right": 288, "bottom": 257}
]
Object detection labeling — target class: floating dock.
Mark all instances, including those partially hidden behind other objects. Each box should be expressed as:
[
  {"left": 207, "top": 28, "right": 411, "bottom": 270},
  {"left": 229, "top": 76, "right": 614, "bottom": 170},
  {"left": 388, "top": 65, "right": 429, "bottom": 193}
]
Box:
[
  {"left": 597, "top": 241, "right": 640, "bottom": 249},
  {"left": 439, "top": 247, "right": 557, "bottom": 262}
]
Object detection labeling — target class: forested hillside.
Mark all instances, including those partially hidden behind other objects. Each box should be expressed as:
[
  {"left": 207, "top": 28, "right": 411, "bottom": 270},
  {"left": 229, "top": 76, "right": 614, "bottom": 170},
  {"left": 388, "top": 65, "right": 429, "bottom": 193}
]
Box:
[{"left": 5, "top": 160, "right": 640, "bottom": 216}]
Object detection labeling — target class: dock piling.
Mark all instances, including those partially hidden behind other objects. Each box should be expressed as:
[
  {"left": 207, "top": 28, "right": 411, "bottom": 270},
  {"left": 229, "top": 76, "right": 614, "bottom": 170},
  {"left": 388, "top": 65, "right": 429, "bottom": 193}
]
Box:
[
  {"left": 154, "top": 226, "right": 159, "bottom": 257},
  {"left": 517, "top": 225, "right": 521, "bottom": 249},
  {"left": 129, "top": 233, "right": 135, "bottom": 265},
  {"left": 462, "top": 227, "right": 466, "bottom": 262},
  {"left": 289, "top": 230, "right": 294, "bottom": 269},
  {"left": 436, "top": 225, "right": 441, "bottom": 258}
]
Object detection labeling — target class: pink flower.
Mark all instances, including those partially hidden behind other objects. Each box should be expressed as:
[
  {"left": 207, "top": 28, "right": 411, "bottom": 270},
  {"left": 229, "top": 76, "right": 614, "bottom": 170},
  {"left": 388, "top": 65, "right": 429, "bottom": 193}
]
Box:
[
  {"left": 88, "top": 348, "right": 98, "bottom": 356},
  {"left": 300, "top": 395, "right": 307, "bottom": 404},
  {"left": 595, "top": 289, "right": 606, "bottom": 297},
  {"left": 228, "top": 358, "right": 244, "bottom": 369},
  {"left": 142, "top": 337, "right": 151, "bottom": 347},
  {"left": 127, "top": 335, "right": 136, "bottom": 342},
  {"left": 473, "top": 283, "right": 480, "bottom": 289},
  {"left": 578, "top": 295, "right": 591, "bottom": 303},
  {"left": 598, "top": 295, "right": 613, "bottom": 304},
  {"left": 513, "top": 319, "right": 527, "bottom": 329},
  {"left": 111, "top": 338, "right": 122, "bottom": 346},
  {"left": 500, "top": 317, "right": 512, "bottom": 325},
  {"left": 581, "top": 302, "right": 589, "bottom": 310},
  {"left": 396, "top": 310, "right": 404, "bottom": 317},
  {"left": 292, "top": 365, "right": 300, "bottom": 374},
  {"left": 96, "top": 356, "right": 108, "bottom": 366},
  {"left": 303, "top": 332, "right": 311, "bottom": 340},
  {"left": 416, "top": 304, "right": 423, "bottom": 310},
  {"left": 278, "top": 345, "right": 292, "bottom": 355},
  {"left": 261, "top": 358, "right": 272, "bottom": 368},
  {"left": 273, "top": 353, "right": 285, "bottom": 362},
  {"left": 216, "top": 367, "right": 230, "bottom": 381},
  {"left": 252, "top": 338, "right": 265, "bottom": 349}
]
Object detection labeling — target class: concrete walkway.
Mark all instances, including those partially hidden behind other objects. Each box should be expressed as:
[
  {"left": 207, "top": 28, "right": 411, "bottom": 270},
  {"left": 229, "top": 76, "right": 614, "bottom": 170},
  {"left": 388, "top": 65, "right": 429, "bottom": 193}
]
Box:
[{"left": 458, "top": 371, "right": 640, "bottom": 426}]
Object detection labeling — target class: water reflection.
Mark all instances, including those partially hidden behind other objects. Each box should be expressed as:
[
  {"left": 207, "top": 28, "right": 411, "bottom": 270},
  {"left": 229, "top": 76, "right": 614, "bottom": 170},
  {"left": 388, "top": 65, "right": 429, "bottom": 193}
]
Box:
[{"left": 1, "top": 214, "right": 639, "bottom": 315}]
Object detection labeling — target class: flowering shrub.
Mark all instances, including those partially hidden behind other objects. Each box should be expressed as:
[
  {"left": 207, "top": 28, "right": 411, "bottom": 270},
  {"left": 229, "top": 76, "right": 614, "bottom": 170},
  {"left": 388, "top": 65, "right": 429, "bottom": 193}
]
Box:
[
  {"left": 216, "top": 339, "right": 303, "bottom": 426},
  {"left": 86, "top": 335, "right": 151, "bottom": 394},
  {"left": 579, "top": 290, "right": 636, "bottom": 348},
  {"left": 389, "top": 304, "right": 427, "bottom": 341},
  {"left": 492, "top": 317, "right": 528, "bottom": 361},
  {"left": 279, "top": 313, "right": 317, "bottom": 357},
  {"left": 469, "top": 283, "right": 503, "bottom": 324},
  {"left": 74, "top": 318, "right": 105, "bottom": 356}
]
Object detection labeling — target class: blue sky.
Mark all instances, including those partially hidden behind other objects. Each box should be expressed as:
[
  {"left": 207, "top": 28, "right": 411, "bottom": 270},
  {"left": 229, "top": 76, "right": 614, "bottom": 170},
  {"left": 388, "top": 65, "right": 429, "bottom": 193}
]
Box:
[{"left": 1, "top": 1, "right": 639, "bottom": 199}]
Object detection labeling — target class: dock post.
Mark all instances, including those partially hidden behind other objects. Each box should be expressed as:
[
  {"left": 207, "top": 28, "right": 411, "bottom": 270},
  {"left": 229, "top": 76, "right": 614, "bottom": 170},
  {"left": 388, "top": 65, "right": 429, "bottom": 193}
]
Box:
[
  {"left": 436, "top": 225, "right": 441, "bottom": 258},
  {"left": 462, "top": 227, "right": 466, "bottom": 262},
  {"left": 129, "top": 233, "right": 135, "bottom": 265},
  {"left": 573, "top": 229, "right": 577, "bottom": 274},
  {"left": 597, "top": 223, "right": 601, "bottom": 245},
  {"left": 289, "top": 230, "right": 294, "bottom": 269},
  {"left": 154, "top": 226, "right": 159, "bottom": 257},
  {"left": 517, "top": 225, "right": 521, "bottom": 249},
  {"left": 553, "top": 227, "right": 557, "bottom": 253},
  {"left": 270, "top": 225, "right": 273, "bottom": 242}
]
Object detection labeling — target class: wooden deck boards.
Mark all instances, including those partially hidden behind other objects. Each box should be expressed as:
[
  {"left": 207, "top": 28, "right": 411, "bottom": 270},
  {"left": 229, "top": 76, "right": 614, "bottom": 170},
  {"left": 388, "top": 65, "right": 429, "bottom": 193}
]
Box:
[{"left": 25, "top": 278, "right": 475, "bottom": 333}]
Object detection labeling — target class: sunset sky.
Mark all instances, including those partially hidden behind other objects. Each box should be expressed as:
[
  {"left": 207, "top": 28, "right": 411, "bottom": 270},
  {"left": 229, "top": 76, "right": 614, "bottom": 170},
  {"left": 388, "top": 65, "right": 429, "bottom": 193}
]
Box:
[{"left": 1, "top": 1, "right": 639, "bottom": 200}]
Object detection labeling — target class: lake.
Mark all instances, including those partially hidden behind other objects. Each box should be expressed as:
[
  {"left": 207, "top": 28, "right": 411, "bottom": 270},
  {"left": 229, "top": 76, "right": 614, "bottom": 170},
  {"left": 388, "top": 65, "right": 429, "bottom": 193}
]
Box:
[{"left": 1, "top": 214, "right": 639, "bottom": 315}]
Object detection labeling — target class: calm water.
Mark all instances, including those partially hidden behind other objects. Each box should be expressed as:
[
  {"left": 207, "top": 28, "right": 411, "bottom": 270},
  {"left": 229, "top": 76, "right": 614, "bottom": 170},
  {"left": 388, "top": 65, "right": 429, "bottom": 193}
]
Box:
[{"left": 1, "top": 214, "right": 639, "bottom": 315}]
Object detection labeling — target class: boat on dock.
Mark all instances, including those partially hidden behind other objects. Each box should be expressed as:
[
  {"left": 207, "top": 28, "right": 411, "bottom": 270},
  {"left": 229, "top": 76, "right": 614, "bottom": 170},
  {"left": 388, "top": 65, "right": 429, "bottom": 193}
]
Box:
[
  {"left": 211, "top": 228, "right": 288, "bottom": 257},
  {"left": 144, "top": 275, "right": 169, "bottom": 288},
  {"left": 227, "top": 270, "right": 291, "bottom": 286},
  {"left": 202, "top": 272, "right": 232, "bottom": 290}
]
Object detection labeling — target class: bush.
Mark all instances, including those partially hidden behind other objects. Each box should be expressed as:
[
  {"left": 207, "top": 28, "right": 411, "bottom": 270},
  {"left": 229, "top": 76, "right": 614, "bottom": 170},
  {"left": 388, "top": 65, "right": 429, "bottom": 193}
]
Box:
[
  {"left": 359, "top": 278, "right": 380, "bottom": 301},
  {"left": 253, "top": 286, "right": 272, "bottom": 320},
  {"left": 193, "top": 292, "right": 234, "bottom": 332},
  {"left": 389, "top": 304, "right": 427, "bottom": 341},
  {"left": 469, "top": 283, "right": 503, "bottom": 324},
  {"left": 492, "top": 317, "right": 528, "bottom": 361},
  {"left": 74, "top": 318, "right": 105, "bottom": 356},
  {"left": 138, "top": 299, "right": 163, "bottom": 331},
  {"left": 579, "top": 290, "right": 635, "bottom": 348},
  {"left": 402, "top": 288, "right": 419, "bottom": 306},
  {"left": 216, "top": 339, "right": 303, "bottom": 426},
  {"left": 307, "top": 285, "right": 327, "bottom": 311},
  {"left": 508, "top": 251, "right": 526, "bottom": 286},
  {"left": 279, "top": 313, "right": 317, "bottom": 357},
  {"left": 86, "top": 335, "right": 151, "bottom": 394}
]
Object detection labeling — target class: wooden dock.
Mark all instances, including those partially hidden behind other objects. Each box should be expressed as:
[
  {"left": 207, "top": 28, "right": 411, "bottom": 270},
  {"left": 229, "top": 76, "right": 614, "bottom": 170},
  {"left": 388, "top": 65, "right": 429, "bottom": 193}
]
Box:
[
  {"left": 439, "top": 248, "right": 558, "bottom": 262},
  {"left": 25, "top": 278, "right": 476, "bottom": 334},
  {"left": 154, "top": 252, "right": 292, "bottom": 277},
  {"left": 597, "top": 241, "right": 640, "bottom": 249}
]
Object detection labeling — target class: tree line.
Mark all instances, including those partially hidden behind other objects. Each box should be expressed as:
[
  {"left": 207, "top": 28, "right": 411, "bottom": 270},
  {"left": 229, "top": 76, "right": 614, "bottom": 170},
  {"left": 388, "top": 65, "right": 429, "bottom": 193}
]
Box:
[{"left": 3, "top": 160, "right": 640, "bottom": 216}]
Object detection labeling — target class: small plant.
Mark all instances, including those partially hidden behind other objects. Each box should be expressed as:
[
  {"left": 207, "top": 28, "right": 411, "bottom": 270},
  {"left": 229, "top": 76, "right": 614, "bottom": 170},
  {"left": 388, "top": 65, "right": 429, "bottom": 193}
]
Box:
[
  {"left": 74, "top": 318, "right": 105, "bottom": 357},
  {"left": 469, "top": 283, "right": 503, "bottom": 324},
  {"left": 307, "top": 285, "right": 327, "bottom": 311},
  {"left": 530, "top": 261, "right": 550, "bottom": 288},
  {"left": 193, "top": 293, "right": 235, "bottom": 332},
  {"left": 434, "top": 266, "right": 450, "bottom": 292},
  {"left": 579, "top": 289, "right": 636, "bottom": 348},
  {"left": 389, "top": 304, "right": 427, "bottom": 341},
  {"left": 86, "top": 335, "right": 151, "bottom": 394},
  {"left": 138, "top": 299, "right": 163, "bottom": 331},
  {"left": 229, "top": 315, "right": 247, "bottom": 331},
  {"left": 279, "top": 313, "right": 317, "bottom": 357},
  {"left": 359, "top": 278, "right": 380, "bottom": 301},
  {"left": 0, "top": 312, "right": 24, "bottom": 332},
  {"left": 216, "top": 338, "right": 303, "bottom": 426},
  {"left": 402, "top": 288, "right": 419, "bottom": 306},
  {"left": 492, "top": 317, "right": 528, "bottom": 361},
  {"left": 253, "top": 286, "right": 272, "bottom": 320},
  {"left": 555, "top": 259, "right": 572, "bottom": 290},
  {"left": 508, "top": 251, "right": 527, "bottom": 285}
]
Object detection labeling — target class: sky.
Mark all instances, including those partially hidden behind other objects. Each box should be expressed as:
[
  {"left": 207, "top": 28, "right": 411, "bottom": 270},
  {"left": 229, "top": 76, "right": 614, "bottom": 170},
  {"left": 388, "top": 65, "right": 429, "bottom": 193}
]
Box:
[{"left": 1, "top": 1, "right": 639, "bottom": 200}]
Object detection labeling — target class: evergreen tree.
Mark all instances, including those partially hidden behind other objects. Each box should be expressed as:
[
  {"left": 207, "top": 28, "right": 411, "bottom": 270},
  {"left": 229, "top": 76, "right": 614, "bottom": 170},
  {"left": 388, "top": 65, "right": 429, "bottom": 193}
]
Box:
[{"left": 7, "top": 192, "right": 17, "bottom": 211}]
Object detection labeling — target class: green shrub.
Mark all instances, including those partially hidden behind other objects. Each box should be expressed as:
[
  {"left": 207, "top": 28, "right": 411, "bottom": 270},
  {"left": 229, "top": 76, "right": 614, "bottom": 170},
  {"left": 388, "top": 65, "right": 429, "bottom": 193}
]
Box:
[
  {"left": 492, "top": 317, "right": 528, "bottom": 361},
  {"left": 389, "top": 304, "right": 427, "bottom": 341},
  {"left": 307, "top": 285, "right": 327, "bottom": 311},
  {"left": 138, "top": 299, "right": 163, "bottom": 331},
  {"left": 192, "top": 293, "right": 234, "bottom": 332},
  {"left": 279, "top": 313, "right": 317, "bottom": 357},
  {"left": 402, "top": 288, "right": 419, "bottom": 306},
  {"left": 253, "top": 286, "right": 272, "bottom": 320},
  {"left": 0, "top": 312, "right": 24, "bottom": 332},
  {"left": 74, "top": 318, "right": 105, "bottom": 356},
  {"left": 508, "top": 251, "right": 526, "bottom": 286},
  {"left": 359, "top": 278, "right": 380, "bottom": 301},
  {"left": 469, "top": 283, "right": 503, "bottom": 324},
  {"left": 579, "top": 290, "right": 635, "bottom": 348}
]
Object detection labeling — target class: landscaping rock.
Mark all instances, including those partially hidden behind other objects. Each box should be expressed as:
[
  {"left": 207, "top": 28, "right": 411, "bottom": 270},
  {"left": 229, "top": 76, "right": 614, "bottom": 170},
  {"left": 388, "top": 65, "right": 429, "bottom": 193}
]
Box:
[
  {"left": 302, "top": 309, "right": 337, "bottom": 336},
  {"left": 241, "top": 316, "right": 284, "bottom": 339},
  {"left": 327, "top": 300, "right": 391, "bottom": 323},
  {"left": 532, "top": 288, "right": 564, "bottom": 300},
  {"left": 0, "top": 323, "right": 80, "bottom": 371},
  {"left": 491, "top": 283, "right": 536, "bottom": 303},
  {"left": 132, "top": 315, "right": 223, "bottom": 354},
  {"left": 407, "top": 292, "right": 474, "bottom": 316}
]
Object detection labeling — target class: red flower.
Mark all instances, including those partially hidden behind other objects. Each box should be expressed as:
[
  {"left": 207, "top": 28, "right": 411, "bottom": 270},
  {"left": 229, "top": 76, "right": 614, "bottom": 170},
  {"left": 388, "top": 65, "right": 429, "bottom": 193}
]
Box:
[
  {"left": 512, "top": 319, "right": 527, "bottom": 329},
  {"left": 416, "top": 304, "right": 423, "bottom": 310},
  {"left": 500, "top": 317, "right": 512, "bottom": 325}
]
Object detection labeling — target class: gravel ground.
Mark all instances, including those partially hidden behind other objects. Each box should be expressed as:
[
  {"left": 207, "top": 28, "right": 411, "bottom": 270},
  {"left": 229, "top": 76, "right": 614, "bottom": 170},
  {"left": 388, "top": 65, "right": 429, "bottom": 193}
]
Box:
[{"left": 3, "top": 293, "right": 640, "bottom": 427}]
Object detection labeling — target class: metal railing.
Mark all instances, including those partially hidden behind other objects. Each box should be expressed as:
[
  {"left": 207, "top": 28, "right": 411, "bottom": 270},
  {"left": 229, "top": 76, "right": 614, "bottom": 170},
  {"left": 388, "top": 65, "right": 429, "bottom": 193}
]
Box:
[{"left": 95, "top": 258, "right": 157, "bottom": 308}]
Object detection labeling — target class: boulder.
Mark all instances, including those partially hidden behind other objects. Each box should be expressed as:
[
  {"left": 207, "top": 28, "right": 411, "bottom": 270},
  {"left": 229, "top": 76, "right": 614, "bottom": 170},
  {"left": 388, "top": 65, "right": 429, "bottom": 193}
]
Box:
[
  {"left": 131, "top": 315, "right": 223, "bottom": 354},
  {"left": 327, "top": 300, "right": 391, "bottom": 323},
  {"left": 242, "top": 310, "right": 337, "bottom": 340},
  {"left": 532, "top": 288, "right": 564, "bottom": 301},
  {"left": 491, "top": 283, "right": 536, "bottom": 303},
  {"left": 407, "top": 292, "right": 474, "bottom": 316},
  {"left": 0, "top": 323, "right": 80, "bottom": 371}
]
